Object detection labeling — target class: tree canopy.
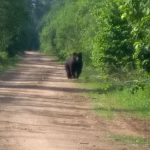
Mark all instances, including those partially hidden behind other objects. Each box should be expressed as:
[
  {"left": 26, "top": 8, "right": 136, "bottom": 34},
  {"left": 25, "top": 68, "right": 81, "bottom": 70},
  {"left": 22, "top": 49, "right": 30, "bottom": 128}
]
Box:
[{"left": 0, "top": 0, "right": 51, "bottom": 63}]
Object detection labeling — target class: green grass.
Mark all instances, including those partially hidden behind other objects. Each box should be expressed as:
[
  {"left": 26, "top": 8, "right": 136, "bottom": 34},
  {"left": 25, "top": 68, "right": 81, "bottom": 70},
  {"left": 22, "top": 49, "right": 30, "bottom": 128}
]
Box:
[
  {"left": 0, "top": 56, "right": 19, "bottom": 73},
  {"left": 79, "top": 79, "right": 150, "bottom": 118},
  {"left": 110, "top": 134, "right": 150, "bottom": 145}
]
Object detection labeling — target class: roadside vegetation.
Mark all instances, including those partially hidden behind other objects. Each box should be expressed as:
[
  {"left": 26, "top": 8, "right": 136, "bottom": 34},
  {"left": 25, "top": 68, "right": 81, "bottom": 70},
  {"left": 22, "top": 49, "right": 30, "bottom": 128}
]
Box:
[
  {"left": 0, "top": 0, "right": 50, "bottom": 71},
  {"left": 110, "top": 134, "right": 150, "bottom": 145},
  {"left": 40, "top": 0, "right": 150, "bottom": 119},
  {"left": 80, "top": 80, "right": 150, "bottom": 118},
  {"left": 0, "top": 56, "right": 19, "bottom": 74}
]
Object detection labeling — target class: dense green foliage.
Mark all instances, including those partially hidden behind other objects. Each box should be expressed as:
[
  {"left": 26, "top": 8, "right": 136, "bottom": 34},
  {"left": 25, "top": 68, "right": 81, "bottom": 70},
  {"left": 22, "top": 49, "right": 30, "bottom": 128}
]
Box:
[
  {"left": 0, "top": 0, "right": 51, "bottom": 67},
  {"left": 0, "top": 0, "right": 30, "bottom": 58},
  {"left": 40, "top": 0, "right": 150, "bottom": 75}
]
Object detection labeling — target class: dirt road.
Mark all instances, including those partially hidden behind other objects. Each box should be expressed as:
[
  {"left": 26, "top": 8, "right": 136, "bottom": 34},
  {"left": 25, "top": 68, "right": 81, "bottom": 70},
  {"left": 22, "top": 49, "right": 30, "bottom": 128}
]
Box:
[{"left": 0, "top": 51, "right": 149, "bottom": 150}]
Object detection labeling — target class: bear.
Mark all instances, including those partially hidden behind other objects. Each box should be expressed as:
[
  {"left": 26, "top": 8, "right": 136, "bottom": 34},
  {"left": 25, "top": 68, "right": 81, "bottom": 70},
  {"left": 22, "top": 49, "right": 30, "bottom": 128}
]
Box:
[
  {"left": 65, "top": 52, "right": 83, "bottom": 79},
  {"left": 75, "top": 52, "right": 83, "bottom": 78}
]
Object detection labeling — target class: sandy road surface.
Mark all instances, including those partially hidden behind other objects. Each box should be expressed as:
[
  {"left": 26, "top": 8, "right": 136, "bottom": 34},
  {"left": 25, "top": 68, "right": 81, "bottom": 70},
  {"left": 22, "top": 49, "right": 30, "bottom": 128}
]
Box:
[{"left": 0, "top": 51, "right": 149, "bottom": 150}]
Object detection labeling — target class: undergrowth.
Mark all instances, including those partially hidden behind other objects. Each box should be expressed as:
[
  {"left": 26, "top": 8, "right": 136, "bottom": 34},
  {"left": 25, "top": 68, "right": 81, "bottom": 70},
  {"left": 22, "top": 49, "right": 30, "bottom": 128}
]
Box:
[
  {"left": 78, "top": 67, "right": 150, "bottom": 119},
  {"left": 0, "top": 55, "right": 19, "bottom": 74}
]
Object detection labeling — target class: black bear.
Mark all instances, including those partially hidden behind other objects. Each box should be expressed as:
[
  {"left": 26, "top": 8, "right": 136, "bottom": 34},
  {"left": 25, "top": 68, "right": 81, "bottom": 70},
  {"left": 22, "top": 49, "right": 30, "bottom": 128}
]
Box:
[{"left": 65, "top": 52, "right": 83, "bottom": 79}]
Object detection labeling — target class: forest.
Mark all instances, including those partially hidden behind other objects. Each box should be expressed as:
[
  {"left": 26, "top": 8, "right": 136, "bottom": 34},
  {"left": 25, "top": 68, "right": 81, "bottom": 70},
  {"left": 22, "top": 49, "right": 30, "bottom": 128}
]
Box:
[
  {"left": 0, "top": 0, "right": 150, "bottom": 117},
  {"left": 0, "top": 0, "right": 50, "bottom": 68}
]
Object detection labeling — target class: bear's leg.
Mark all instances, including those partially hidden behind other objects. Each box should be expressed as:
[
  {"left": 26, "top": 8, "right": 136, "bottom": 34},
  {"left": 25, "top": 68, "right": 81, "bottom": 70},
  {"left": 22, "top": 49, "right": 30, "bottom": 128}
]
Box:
[
  {"left": 70, "top": 64, "right": 76, "bottom": 79},
  {"left": 65, "top": 64, "right": 72, "bottom": 79},
  {"left": 76, "top": 65, "right": 83, "bottom": 78}
]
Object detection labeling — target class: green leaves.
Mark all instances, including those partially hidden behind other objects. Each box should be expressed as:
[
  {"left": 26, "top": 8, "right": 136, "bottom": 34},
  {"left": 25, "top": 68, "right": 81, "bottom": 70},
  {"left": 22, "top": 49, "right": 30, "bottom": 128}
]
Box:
[
  {"left": 0, "top": 0, "right": 31, "bottom": 57},
  {"left": 40, "top": 0, "right": 150, "bottom": 74}
]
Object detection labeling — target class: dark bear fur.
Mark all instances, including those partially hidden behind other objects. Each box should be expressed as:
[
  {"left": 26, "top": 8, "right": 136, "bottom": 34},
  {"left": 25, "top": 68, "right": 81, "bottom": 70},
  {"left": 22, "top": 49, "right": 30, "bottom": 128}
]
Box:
[{"left": 65, "top": 52, "right": 83, "bottom": 79}]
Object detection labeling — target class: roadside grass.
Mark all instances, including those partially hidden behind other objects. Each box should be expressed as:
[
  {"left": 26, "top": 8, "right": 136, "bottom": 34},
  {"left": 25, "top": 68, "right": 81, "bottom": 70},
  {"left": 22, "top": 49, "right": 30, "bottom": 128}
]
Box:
[
  {"left": 0, "top": 56, "right": 20, "bottom": 74},
  {"left": 79, "top": 80, "right": 150, "bottom": 118},
  {"left": 78, "top": 69, "right": 150, "bottom": 146},
  {"left": 78, "top": 68, "right": 150, "bottom": 119},
  {"left": 110, "top": 134, "right": 150, "bottom": 146}
]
